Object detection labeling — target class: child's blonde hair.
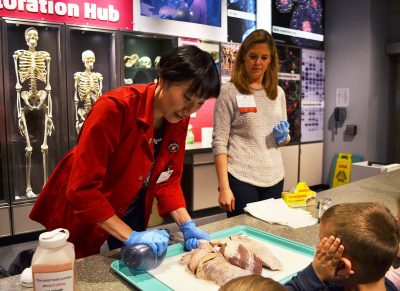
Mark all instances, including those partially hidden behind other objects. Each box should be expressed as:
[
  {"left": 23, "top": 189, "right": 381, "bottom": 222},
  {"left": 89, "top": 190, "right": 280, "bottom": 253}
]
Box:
[{"left": 219, "top": 274, "right": 285, "bottom": 291}]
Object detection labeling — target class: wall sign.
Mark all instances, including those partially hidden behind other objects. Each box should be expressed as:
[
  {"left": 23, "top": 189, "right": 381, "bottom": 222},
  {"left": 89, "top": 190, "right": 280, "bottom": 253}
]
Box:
[{"left": 0, "top": 0, "right": 133, "bottom": 29}]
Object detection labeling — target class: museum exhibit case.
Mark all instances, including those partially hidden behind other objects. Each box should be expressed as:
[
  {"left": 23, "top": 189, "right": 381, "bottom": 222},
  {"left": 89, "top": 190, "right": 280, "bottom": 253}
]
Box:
[
  {"left": 66, "top": 25, "right": 119, "bottom": 147},
  {"left": 1, "top": 18, "right": 68, "bottom": 234},
  {"left": 121, "top": 31, "right": 177, "bottom": 85},
  {"left": 0, "top": 19, "right": 12, "bottom": 237}
]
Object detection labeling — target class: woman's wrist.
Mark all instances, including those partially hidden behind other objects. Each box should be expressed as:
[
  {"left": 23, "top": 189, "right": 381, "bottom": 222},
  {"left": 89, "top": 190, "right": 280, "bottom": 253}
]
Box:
[{"left": 218, "top": 185, "right": 230, "bottom": 191}]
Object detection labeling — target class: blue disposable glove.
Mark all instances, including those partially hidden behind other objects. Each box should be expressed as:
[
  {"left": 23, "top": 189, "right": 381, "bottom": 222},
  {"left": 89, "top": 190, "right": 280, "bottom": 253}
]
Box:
[
  {"left": 124, "top": 229, "right": 170, "bottom": 256},
  {"left": 179, "top": 220, "right": 211, "bottom": 251},
  {"left": 272, "top": 120, "right": 290, "bottom": 144}
]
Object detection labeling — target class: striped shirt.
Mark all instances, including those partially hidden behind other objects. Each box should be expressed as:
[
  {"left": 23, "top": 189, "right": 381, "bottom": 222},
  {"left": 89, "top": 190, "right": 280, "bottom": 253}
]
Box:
[{"left": 212, "top": 82, "right": 287, "bottom": 187}]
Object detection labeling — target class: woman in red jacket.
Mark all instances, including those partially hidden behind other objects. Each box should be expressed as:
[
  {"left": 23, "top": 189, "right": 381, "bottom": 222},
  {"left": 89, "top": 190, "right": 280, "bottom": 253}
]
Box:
[{"left": 30, "top": 45, "right": 220, "bottom": 259}]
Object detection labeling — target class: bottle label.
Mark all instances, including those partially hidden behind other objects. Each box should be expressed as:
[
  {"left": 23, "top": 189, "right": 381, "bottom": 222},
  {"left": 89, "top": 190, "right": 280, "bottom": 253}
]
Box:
[{"left": 34, "top": 270, "right": 73, "bottom": 290}]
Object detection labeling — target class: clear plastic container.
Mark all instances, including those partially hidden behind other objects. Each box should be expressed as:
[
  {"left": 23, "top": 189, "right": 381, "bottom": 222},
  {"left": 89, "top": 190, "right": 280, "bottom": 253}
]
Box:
[{"left": 31, "top": 228, "right": 77, "bottom": 291}]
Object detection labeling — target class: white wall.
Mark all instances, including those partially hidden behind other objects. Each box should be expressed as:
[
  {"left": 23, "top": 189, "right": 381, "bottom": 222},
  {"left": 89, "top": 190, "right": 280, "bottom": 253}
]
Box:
[{"left": 322, "top": 0, "right": 390, "bottom": 183}]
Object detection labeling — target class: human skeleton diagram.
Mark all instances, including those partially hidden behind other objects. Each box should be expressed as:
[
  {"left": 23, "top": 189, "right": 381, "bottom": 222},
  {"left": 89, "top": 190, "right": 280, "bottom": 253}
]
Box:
[
  {"left": 74, "top": 50, "right": 103, "bottom": 133},
  {"left": 13, "top": 27, "right": 54, "bottom": 198}
]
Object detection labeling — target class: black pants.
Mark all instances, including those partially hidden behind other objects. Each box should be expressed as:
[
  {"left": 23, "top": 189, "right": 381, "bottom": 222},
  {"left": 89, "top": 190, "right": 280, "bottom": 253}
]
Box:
[
  {"left": 107, "top": 187, "right": 146, "bottom": 250},
  {"left": 227, "top": 173, "right": 284, "bottom": 218}
]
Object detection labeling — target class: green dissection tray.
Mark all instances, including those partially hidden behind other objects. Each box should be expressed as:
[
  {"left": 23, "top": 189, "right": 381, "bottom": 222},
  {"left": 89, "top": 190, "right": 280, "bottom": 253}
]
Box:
[{"left": 111, "top": 225, "right": 314, "bottom": 290}]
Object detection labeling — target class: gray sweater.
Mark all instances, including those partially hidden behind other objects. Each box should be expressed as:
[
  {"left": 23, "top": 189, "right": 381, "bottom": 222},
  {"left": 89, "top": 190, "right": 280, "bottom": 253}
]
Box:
[{"left": 212, "top": 82, "right": 287, "bottom": 187}]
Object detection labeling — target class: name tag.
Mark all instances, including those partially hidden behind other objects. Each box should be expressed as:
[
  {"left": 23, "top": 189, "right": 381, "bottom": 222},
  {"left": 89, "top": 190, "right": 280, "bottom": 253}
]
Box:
[
  {"left": 236, "top": 95, "right": 257, "bottom": 113},
  {"left": 156, "top": 170, "right": 173, "bottom": 184}
]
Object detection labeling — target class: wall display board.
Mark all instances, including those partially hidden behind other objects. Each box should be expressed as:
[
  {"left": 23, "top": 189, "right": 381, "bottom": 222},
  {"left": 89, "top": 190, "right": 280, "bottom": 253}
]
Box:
[
  {"left": 66, "top": 26, "right": 118, "bottom": 147},
  {"left": 178, "top": 37, "right": 220, "bottom": 72},
  {"left": 122, "top": 32, "right": 177, "bottom": 86},
  {"left": 2, "top": 18, "right": 67, "bottom": 201},
  {"left": 277, "top": 44, "right": 301, "bottom": 144},
  {"left": 301, "top": 49, "right": 324, "bottom": 142},
  {"left": 0, "top": 0, "right": 133, "bottom": 30},
  {"left": 220, "top": 41, "right": 240, "bottom": 84},
  {"left": 272, "top": 0, "right": 324, "bottom": 49},
  {"left": 227, "top": 0, "right": 256, "bottom": 43},
  {"left": 178, "top": 37, "right": 220, "bottom": 142},
  {"left": 133, "top": 1, "right": 227, "bottom": 42},
  {"left": 140, "top": 0, "right": 221, "bottom": 27}
]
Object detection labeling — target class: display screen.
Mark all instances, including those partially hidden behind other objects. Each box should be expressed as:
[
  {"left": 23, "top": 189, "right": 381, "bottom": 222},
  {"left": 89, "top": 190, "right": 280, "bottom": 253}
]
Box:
[
  {"left": 272, "top": 0, "right": 324, "bottom": 49},
  {"left": 140, "top": 0, "right": 221, "bottom": 27},
  {"left": 227, "top": 0, "right": 256, "bottom": 43}
]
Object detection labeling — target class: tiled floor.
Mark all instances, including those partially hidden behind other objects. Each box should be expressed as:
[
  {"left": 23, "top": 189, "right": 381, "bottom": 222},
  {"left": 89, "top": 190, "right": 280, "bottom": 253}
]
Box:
[{"left": 0, "top": 212, "right": 227, "bottom": 275}]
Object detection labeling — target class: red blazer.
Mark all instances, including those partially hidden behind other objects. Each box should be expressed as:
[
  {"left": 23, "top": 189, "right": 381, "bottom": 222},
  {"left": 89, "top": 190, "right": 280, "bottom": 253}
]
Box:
[{"left": 30, "top": 83, "right": 188, "bottom": 258}]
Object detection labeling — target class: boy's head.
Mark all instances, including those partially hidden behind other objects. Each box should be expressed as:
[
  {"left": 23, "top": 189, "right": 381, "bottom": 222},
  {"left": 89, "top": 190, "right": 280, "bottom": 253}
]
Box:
[
  {"left": 320, "top": 202, "right": 400, "bottom": 284},
  {"left": 219, "top": 274, "right": 285, "bottom": 291}
]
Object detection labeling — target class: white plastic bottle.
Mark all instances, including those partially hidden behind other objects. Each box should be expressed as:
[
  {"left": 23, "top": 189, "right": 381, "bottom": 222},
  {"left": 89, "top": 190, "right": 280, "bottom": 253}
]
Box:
[
  {"left": 31, "top": 228, "right": 77, "bottom": 291},
  {"left": 186, "top": 124, "right": 194, "bottom": 144}
]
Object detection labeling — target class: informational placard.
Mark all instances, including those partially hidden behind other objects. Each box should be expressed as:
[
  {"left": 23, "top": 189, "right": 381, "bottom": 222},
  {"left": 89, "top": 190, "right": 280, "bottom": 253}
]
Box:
[{"left": 0, "top": 0, "right": 133, "bottom": 30}]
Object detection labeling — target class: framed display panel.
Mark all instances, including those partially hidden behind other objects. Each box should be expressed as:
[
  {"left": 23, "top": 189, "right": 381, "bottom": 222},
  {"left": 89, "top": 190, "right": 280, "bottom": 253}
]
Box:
[
  {"left": 140, "top": 0, "right": 222, "bottom": 27},
  {"left": 178, "top": 37, "right": 221, "bottom": 73},
  {"left": 66, "top": 26, "right": 118, "bottom": 148},
  {"left": 277, "top": 44, "right": 301, "bottom": 144},
  {"left": 227, "top": 0, "right": 256, "bottom": 43},
  {"left": 301, "top": 49, "right": 325, "bottom": 143},
  {"left": 220, "top": 42, "right": 240, "bottom": 84},
  {"left": 121, "top": 31, "right": 177, "bottom": 86},
  {"left": 133, "top": 1, "right": 227, "bottom": 43},
  {"left": 272, "top": 0, "right": 324, "bottom": 49},
  {"left": 2, "top": 18, "right": 68, "bottom": 202},
  {"left": 0, "top": 18, "right": 9, "bottom": 204}
]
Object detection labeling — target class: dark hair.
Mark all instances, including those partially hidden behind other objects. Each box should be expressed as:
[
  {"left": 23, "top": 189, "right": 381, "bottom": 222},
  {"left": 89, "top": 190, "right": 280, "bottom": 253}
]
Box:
[
  {"left": 158, "top": 45, "right": 220, "bottom": 100},
  {"left": 321, "top": 202, "right": 400, "bottom": 283},
  {"left": 231, "top": 29, "right": 279, "bottom": 100}
]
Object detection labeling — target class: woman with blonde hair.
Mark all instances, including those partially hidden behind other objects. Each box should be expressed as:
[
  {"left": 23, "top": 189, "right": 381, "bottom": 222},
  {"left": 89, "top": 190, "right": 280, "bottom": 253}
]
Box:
[{"left": 212, "top": 29, "right": 290, "bottom": 217}]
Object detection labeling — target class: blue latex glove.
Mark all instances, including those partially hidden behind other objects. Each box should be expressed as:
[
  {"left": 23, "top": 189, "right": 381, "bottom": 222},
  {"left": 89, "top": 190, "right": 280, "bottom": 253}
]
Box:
[
  {"left": 272, "top": 120, "right": 290, "bottom": 144},
  {"left": 124, "top": 229, "right": 170, "bottom": 256},
  {"left": 179, "top": 220, "right": 211, "bottom": 251}
]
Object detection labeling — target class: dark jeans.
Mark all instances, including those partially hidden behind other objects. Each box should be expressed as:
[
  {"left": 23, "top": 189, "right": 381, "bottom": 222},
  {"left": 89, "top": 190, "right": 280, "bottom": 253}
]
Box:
[
  {"left": 107, "top": 187, "right": 146, "bottom": 250},
  {"left": 227, "top": 173, "right": 284, "bottom": 218}
]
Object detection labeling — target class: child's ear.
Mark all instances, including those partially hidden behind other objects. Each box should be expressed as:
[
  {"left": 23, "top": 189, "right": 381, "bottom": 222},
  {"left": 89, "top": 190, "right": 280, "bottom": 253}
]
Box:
[{"left": 335, "top": 257, "right": 355, "bottom": 277}]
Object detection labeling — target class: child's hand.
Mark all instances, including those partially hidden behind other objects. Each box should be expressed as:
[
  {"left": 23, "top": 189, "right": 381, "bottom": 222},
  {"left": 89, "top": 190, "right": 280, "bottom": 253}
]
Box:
[{"left": 312, "top": 236, "right": 344, "bottom": 282}]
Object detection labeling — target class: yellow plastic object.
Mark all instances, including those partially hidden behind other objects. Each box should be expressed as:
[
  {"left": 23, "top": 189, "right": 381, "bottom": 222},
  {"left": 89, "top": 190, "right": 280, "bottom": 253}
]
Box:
[
  {"left": 332, "top": 153, "right": 352, "bottom": 188},
  {"left": 282, "top": 182, "right": 317, "bottom": 208}
]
